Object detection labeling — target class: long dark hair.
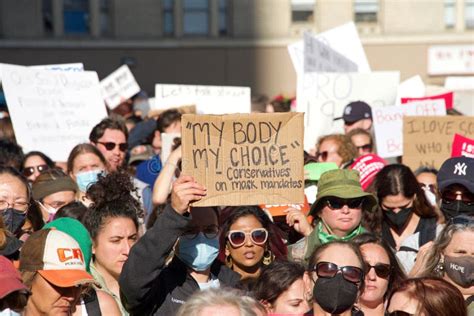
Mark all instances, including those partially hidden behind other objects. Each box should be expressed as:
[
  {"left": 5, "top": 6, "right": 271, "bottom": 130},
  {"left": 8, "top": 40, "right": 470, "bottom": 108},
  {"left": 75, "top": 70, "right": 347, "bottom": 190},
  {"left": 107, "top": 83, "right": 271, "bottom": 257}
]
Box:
[
  {"left": 352, "top": 233, "right": 406, "bottom": 300},
  {"left": 21, "top": 151, "right": 55, "bottom": 170},
  {"left": 218, "top": 206, "right": 287, "bottom": 263},
  {"left": 370, "top": 164, "right": 436, "bottom": 233}
]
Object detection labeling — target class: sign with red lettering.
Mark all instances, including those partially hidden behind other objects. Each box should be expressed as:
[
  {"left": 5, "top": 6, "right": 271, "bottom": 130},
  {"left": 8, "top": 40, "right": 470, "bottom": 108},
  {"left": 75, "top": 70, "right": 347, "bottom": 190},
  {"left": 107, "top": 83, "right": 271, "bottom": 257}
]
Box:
[
  {"left": 401, "top": 92, "right": 453, "bottom": 110},
  {"left": 373, "top": 100, "right": 446, "bottom": 158},
  {"left": 451, "top": 133, "right": 474, "bottom": 158},
  {"left": 182, "top": 113, "right": 304, "bottom": 206},
  {"left": 403, "top": 116, "right": 474, "bottom": 170}
]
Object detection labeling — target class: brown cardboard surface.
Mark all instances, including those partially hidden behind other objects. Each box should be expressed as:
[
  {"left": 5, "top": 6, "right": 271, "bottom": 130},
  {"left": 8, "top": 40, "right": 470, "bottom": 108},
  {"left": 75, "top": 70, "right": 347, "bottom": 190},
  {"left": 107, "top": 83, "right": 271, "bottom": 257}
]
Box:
[
  {"left": 403, "top": 116, "right": 474, "bottom": 170},
  {"left": 182, "top": 113, "right": 304, "bottom": 206}
]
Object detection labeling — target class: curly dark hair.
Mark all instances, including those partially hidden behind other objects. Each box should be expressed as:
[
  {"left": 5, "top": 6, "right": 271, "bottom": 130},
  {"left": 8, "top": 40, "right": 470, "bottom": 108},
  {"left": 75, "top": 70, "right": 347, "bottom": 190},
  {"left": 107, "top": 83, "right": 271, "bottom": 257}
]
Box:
[
  {"left": 89, "top": 118, "right": 128, "bottom": 143},
  {"left": 84, "top": 170, "right": 141, "bottom": 240},
  {"left": 0, "top": 140, "right": 24, "bottom": 171},
  {"left": 218, "top": 206, "right": 287, "bottom": 263}
]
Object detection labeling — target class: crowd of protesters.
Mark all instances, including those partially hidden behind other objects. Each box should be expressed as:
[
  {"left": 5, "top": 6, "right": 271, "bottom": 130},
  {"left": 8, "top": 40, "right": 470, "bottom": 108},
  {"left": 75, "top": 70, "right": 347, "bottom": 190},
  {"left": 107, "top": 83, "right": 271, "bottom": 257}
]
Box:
[{"left": 0, "top": 91, "right": 473, "bottom": 316}]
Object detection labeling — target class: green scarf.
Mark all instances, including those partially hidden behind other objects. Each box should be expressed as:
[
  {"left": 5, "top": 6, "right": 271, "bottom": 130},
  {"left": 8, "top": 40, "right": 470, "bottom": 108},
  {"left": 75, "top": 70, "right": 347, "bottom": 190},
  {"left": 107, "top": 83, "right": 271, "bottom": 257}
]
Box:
[{"left": 317, "top": 221, "right": 366, "bottom": 244}]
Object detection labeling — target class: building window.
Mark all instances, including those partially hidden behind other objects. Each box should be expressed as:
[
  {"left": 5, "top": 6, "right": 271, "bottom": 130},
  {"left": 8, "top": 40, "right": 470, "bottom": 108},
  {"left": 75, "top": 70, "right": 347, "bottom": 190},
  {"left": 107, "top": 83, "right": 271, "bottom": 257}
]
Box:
[
  {"left": 183, "top": 0, "right": 209, "bottom": 36},
  {"left": 63, "top": 0, "right": 89, "bottom": 34},
  {"left": 291, "top": 0, "right": 315, "bottom": 23},
  {"left": 466, "top": 0, "right": 474, "bottom": 28},
  {"left": 219, "top": 0, "right": 228, "bottom": 35},
  {"left": 163, "top": 0, "right": 174, "bottom": 36},
  {"left": 445, "top": 0, "right": 456, "bottom": 29},
  {"left": 100, "top": 0, "right": 111, "bottom": 36},
  {"left": 354, "top": 0, "right": 378, "bottom": 23}
]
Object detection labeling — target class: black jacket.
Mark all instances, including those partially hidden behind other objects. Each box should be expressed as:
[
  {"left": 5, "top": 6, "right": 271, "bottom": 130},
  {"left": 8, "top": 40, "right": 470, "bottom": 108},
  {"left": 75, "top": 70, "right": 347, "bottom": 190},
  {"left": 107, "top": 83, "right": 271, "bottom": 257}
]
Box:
[{"left": 119, "top": 204, "right": 240, "bottom": 316}]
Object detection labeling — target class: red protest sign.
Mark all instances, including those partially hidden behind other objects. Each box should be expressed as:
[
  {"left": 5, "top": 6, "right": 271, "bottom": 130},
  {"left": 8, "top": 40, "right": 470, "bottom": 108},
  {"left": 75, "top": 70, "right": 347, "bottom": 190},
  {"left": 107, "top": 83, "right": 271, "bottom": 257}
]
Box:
[
  {"left": 451, "top": 133, "right": 474, "bottom": 158},
  {"left": 401, "top": 92, "right": 453, "bottom": 110}
]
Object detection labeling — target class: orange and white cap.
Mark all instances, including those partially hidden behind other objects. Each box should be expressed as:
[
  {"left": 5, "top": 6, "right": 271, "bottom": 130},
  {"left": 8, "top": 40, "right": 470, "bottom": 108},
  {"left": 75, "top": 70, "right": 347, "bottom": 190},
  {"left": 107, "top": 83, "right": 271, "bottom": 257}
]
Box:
[{"left": 19, "top": 229, "right": 95, "bottom": 287}]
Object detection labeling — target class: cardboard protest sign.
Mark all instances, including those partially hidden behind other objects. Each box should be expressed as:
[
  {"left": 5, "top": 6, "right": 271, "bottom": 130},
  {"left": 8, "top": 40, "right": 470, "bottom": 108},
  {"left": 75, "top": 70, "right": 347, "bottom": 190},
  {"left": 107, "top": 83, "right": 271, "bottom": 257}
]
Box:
[
  {"left": 100, "top": 65, "right": 140, "bottom": 110},
  {"left": 154, "top": 84, "right": 251, "bottom": 114},
  {"left": 373, "top": 99, "right": 446, "bottom": 158},
  {"left": 303, "top": 32, "right": 358, "bottom": 73},
  {"left": 181, "top": 113, "right": 304, "bottom": 206},
  {"left": 428, "top": 45, "right": 474, "bottom": 75},
  {"left": 287, "top": 22, "right": 370, "bottom": 74},
  {"left": 0, "top": 63, "right": 107, "bottom": 161},
  {"left": 297, "top": 71, "right": 400, "bottom": 151},
  {"left": 260, "top": 195, "right": 310, "bottom": 218},
  {"left": 403, "top": 116, "right": 474, "bottom": 170},
  {"left": 30, "top": 63, "right": 84, "bottom": 72},
  {"left": 401, "top": 92, "right": 453, "bottom": 110},
  {"left": 451, "top": 134, "right": 474, "bottom": 158}
]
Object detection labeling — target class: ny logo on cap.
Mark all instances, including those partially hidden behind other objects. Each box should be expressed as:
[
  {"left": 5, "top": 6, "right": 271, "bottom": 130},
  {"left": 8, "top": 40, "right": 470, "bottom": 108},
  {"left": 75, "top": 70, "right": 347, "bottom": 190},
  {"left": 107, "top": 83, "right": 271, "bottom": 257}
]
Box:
[
  {"left": 454, "top": 162, "right": 467, "bottom": 176},
  {"left": 345, "top": 106, "right": 352, "bottom": 115}
]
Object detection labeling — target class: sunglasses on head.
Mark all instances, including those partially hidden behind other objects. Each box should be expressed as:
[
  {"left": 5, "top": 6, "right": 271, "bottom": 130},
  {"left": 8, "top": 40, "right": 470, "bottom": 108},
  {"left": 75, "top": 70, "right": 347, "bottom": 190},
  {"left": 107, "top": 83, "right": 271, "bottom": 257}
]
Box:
[
  {"left": 22, "top": 164, "right": 49, "bottom": 177},
  {"left": 356, "top": 144, "right": 372, "bottom": 152},
  {"left": 387, "top": 312, "right": 413, "bottom": 316},
  {"left": 227, "top": 228, "right": 268, "bottom": 248},
  {"left": 365, "top": 262, "right": 392, "bottom": 279},
  {"left": 442, "top": 190, "right": 474, "bottom": 205},
  {"left": 325, "top": 197, "right": 365, "bottom": 210},
  {"left": 312, "top": 261, "right": 363, "bottom": 284},
  {"left": 98, "top": 142, "right": 128, "bottom": 152}
]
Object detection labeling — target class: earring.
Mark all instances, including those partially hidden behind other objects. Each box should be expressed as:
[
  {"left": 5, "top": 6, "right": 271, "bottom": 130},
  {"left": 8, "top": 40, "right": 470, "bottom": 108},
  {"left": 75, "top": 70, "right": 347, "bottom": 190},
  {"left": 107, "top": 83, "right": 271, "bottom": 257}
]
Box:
[
  {"left": 262, "top": 249, "right": 274, "bottom": 265},
  {"left": 434, "top": 257, "right": 445, "bottom": 275},
  {"left": 225, "top": 255, "right": 233, "bottom": 269}
]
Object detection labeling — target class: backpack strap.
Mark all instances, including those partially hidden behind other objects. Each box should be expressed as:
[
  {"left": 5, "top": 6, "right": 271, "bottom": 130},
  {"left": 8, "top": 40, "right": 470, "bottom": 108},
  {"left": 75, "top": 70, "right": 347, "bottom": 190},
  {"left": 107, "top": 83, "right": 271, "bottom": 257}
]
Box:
[{"left": 84, "top": 289, "right": 102, "bottom": 316}]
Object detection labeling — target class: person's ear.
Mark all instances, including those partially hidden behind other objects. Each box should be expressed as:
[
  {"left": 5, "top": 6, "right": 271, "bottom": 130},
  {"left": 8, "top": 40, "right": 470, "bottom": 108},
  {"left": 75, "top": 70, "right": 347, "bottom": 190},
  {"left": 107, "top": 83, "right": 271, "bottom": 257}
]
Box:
[
  {"left": 260, "top": 300, "right": 273, "bottom": 313},
  {"left": 225, "top": 243, "right": 230, "bottom": 256}
]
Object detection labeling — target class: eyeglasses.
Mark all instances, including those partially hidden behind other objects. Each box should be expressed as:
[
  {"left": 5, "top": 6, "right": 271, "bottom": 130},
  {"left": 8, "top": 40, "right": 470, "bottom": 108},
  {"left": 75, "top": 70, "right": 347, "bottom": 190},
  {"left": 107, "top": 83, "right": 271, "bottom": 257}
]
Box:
[
  {"left": 22, "top": 164, "right": 49, "bottom": 177},
  {"left": 312, "top": 261, "right": 363, "bottom": 284},
  {"left": 316, "top": 151, "right": 336, "bottom": 162},
  {"left": 365, "top": 262, "right": 392, "bottom": 279},
  {"left": 182, "top": 225, "right": 219, "bottom": 239},
  {"left": 419, "top": 182, "right": 436, "bottom": 194},
  {"left": 387, "top": 311, "right": 414, "bottom": 316},
  {"left": 356, "top": 144, "right": 372, "bottom": 152},
  {"left": 0, "top": 200, "right": 29, "bottom": 212},
  {"left": 325, "top": 197, "right": 364, "bottom": 210},
  {"left": 442, "top": 190, "right": 474, "bottom": 205},
  {"left": 227, "top": 228, "right": 268, "bottom": 248},
  {"left": 97, "top": 142, "right": 128, "bottom": 152}
]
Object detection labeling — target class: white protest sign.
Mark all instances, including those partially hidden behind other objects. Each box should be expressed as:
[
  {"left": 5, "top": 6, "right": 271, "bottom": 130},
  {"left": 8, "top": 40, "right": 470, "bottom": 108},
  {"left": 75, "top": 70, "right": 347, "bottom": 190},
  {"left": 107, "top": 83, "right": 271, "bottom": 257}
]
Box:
[
  {"left": 288, "top": 22, "right": 370, "bottom": 74},
  {"left": 0, "top": 63, "right": 107, "bottom": 161},
  {"left": 373, "top": 99, "right": 446, "bottom": 158},
  {"left": 161, "top": 132, "right": 181, "bottom": 165},
  {"left": 30, "top": 63, "right": 84, "bottom": 72},
  {"left": 297, "top": 72, "right": 400, "bottom": 151},
  {"left": 303, "top": 32, "right": 358, "bottom": 73},
  {"left": 154, "top": 84, "right": 251, "bottom": 114},
  {"left": 100, "top": 65, "right": 140, "bottom": 110},
  {"left": 395, "top": 75, "right": 425, "bottom": 105},
  {"left": 428, "top": 45, "right": 474, "bottom": 75},
  {"left": 445, "top": 76, "right": 474, "bottom": 91}
]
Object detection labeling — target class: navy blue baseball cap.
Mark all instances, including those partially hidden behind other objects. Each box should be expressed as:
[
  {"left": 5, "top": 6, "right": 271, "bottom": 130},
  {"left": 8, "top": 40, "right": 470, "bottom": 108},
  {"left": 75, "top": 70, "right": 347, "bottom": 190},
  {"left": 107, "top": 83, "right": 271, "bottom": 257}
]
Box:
[
  {"left": 334, "top": 101, "right": 372, "bottom": 124},
  {"left": 437, "top": 157, "right": 474, "bottom": 193}
]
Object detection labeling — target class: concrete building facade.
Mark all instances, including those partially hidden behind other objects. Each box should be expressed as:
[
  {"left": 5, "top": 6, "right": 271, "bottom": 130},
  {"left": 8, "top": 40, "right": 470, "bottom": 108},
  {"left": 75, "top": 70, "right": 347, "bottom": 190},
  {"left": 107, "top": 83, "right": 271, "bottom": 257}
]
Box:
[{"left": 0, "top": 0, "right": 472, "bottom": 97}]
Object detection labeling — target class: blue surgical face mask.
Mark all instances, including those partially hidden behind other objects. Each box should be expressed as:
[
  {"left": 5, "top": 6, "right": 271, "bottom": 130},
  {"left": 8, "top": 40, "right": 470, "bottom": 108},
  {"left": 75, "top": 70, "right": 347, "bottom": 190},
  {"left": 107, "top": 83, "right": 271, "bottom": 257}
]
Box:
[
  {"left": 75, "top": 170, "right": 104, "bottom": 193},
  {"left": 177, "top": 233, "right": 219, "bottom": 272}
]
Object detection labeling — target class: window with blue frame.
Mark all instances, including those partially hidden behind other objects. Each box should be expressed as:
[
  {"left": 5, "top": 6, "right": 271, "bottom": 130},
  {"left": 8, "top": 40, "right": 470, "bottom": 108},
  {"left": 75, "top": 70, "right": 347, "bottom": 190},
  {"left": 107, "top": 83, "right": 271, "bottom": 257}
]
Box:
[{"left": 63, "top": 0, "right": 89, "bottom": 34}]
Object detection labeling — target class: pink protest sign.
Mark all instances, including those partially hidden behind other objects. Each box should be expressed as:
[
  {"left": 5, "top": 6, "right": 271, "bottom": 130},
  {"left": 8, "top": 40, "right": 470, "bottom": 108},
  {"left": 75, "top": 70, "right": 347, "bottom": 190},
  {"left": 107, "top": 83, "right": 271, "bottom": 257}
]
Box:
[
  {"left": 350, "top": 154, "right": 387, "bottom": 190},
  {"left": 451, "top": 133, "right": 474, "bottom": 158},
  {"left": 401, "top": 92, "right": 453, "bottom": 110}
]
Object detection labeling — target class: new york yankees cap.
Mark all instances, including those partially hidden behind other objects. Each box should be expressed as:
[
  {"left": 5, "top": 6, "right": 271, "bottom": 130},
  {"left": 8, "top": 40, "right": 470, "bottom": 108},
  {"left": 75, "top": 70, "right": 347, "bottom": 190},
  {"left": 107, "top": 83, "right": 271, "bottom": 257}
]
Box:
[{"left": 437, "top": 157, "right": 474, "bottom": 193}]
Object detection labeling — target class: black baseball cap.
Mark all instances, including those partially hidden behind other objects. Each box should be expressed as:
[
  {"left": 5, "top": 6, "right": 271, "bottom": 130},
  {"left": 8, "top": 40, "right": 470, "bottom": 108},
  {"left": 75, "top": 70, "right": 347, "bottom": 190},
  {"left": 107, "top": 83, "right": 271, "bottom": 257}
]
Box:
[
  {"left": 334, "top": 101, "right": 372, "bottom": 124},
  {"left": 437, "top": 157, "right": 474, "bottom": 193}
]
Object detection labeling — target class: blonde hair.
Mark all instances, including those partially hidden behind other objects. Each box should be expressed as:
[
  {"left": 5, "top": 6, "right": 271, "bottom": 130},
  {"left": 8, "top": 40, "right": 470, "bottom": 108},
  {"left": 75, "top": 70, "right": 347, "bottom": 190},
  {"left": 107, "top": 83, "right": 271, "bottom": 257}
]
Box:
[
  {"left": 176, "top": 288, "right": 261, "bottom": 316},
  {"left": 316, "top": 134, "right": 357, "bottom": 166}
]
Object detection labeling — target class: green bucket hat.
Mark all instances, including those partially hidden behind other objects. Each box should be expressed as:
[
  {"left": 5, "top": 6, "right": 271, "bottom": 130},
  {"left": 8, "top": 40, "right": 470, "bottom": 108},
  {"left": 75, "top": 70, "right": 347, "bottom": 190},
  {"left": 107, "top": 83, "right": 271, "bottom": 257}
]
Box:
[
  {"left": 43, "top": 218, "right": 92, "bottom": 273},
  {"left": 309, "top": 169, "right": 377, "bottom": 216}
]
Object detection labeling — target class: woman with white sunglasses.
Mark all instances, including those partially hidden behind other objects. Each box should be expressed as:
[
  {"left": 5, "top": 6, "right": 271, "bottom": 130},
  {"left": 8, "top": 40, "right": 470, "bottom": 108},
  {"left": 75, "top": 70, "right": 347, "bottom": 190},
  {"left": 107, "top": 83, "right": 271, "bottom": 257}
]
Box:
[{"left": 218, "top": 206, "right": 287, "bottom": 280}]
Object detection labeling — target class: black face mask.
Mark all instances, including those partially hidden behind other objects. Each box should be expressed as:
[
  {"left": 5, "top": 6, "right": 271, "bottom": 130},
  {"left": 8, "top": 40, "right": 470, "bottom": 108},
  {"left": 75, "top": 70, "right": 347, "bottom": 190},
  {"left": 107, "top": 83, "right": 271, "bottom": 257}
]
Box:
[
  {"left": 441, "top": 200, "right": 474, "bottom": 221},
  {"left": 2, "top": 208, "right": 27, "bottom": 235},
  {"left": 444, "top": 255, "right": 474, "bottom": 288},
  {"left": 383, "top": 207, "right": 413, "bottom": 232},
  {"left": 313, "top": 273, "right": 359, "bottom": 314}
]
